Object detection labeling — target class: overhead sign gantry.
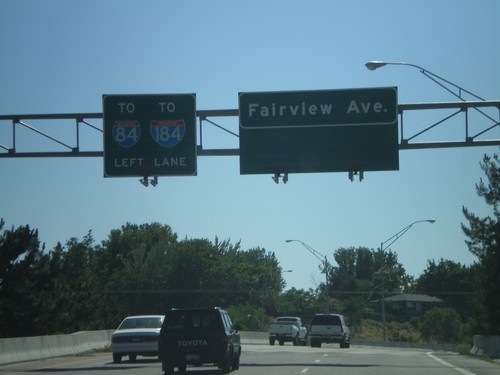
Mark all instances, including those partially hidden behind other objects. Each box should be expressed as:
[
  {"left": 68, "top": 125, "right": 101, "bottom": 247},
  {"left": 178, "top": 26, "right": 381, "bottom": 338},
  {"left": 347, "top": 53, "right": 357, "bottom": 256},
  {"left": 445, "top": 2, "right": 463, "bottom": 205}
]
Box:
[{"left": 1, "top": 91, "right": 498, "bottom": 185}]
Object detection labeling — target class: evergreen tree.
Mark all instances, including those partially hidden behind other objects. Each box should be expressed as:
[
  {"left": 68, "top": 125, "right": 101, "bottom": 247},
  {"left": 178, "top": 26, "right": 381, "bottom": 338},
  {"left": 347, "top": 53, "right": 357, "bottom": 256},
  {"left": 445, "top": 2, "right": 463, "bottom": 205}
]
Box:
[
  {"left": 0, "top": 219, "right": 47, "bottom": 337},
  {"left": 462, "top": 154, "right": 500, "bottom": 335}
]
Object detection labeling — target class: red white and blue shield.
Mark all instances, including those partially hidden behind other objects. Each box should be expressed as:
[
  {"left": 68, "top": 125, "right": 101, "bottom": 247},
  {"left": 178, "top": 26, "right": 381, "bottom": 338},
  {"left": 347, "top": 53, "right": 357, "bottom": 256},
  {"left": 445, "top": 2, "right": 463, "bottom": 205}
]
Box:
[
  {"left": 112, "top": 120, "right": 141, "bottom": 148},
  {"left": 150, "top": 119, "right": 186, "bottom": 148}
]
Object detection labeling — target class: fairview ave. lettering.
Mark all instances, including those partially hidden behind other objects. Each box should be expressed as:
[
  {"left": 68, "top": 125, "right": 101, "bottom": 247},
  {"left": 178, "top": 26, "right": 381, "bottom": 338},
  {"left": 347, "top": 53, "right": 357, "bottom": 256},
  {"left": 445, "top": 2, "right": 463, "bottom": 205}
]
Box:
[
  {"left": 239, "top": 88, "right": 397, "bottom": 129},
  {"left": 248, "top": 102, "right": 333, "bottom": 118}
]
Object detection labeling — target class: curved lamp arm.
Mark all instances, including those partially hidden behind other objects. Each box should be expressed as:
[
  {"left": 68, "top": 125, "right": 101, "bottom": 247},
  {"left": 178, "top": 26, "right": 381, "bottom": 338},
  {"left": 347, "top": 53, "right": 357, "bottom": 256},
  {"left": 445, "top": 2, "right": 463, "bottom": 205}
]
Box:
[
  {"left": 380, "top": 219, "right": 436, "bottom": 251},
  {"left": 365, "top": 60, "right": 485, "bottom": 101}
]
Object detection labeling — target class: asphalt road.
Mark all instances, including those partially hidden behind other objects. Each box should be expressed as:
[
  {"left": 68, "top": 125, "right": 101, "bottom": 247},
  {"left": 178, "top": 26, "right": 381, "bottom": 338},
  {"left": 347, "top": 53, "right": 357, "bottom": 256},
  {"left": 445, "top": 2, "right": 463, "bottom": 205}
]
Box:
[{"left": 1, "top": 344, "right": 498, "bottom": 375}]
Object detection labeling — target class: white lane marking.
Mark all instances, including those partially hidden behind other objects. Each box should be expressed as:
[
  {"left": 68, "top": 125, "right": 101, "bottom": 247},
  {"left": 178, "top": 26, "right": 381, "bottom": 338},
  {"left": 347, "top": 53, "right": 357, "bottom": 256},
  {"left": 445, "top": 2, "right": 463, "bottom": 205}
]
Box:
[
  {"left": 426, "top": 352, "right": 476, "bottom": 375},
  {"left": 301, "top": 369, "right": 309, "bottom": 373}
]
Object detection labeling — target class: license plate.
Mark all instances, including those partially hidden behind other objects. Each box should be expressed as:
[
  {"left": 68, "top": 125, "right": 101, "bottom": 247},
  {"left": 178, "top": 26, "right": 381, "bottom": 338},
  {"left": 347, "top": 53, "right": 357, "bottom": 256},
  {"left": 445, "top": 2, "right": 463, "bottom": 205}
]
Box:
[{"left": 185, "top": 353, "right": 200, "bottom": 362}]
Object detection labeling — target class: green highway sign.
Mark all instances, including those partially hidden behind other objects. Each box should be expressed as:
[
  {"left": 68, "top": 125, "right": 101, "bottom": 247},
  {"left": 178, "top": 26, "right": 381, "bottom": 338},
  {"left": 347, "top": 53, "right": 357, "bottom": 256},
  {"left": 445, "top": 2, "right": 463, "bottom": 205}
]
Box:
[
  {"left": 239, "top": 87, "right": 399, "bottom": 175},
  {"left": 103, "top": 94, "right": 197, "bottom": 177},
  {"left": 239, "top": 87, "right": 398, "bottom": 129}
]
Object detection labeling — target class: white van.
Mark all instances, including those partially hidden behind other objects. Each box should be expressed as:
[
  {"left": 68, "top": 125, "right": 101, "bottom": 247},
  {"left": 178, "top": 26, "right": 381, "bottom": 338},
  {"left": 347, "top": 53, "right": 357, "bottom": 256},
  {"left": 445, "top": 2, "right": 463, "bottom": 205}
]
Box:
[{"left": 309, "top": 313, "right": 350, "bottom": 348}]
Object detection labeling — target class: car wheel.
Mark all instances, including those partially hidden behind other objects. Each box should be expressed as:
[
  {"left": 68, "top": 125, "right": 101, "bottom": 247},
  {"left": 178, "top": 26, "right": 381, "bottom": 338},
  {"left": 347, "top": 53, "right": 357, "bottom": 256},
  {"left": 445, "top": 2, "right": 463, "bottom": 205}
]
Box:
[
  {"left": 163, "top": 364, "right": 174, "bottom": 375},
  {"left": 301, "top": 335, "right": 308, "bottom": 346},
  {"left": 129, "top": 354, "right": 137, "bottom": 362},
  {"left": 231, "top": 350, "right": 240, "bottom": 370},
  {"left": 178, "top": 363, "right": 187, "bottom": 373},
  {"left": 293, "top": 335, "right": 299, "bottom": 346},
  {"left": 113, "top": 353, "right": 122, "bottom": 363},
  {"left": 269, "top": 338, "right": 275, "bottom": 345},
  {"left": 279, "top": 339, "right": 284, "bottom": 346},
  {"left": 221, "top": 351, "right": 232, "bottom": 374}
]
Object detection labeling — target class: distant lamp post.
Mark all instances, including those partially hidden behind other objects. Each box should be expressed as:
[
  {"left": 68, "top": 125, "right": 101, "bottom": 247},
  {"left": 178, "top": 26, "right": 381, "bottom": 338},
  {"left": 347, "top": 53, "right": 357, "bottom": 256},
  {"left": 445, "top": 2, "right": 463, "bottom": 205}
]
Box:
[
  {"left": 285, "top": 239, "right": 331, "bottom": 312},
  {"left": 365, "top": 60, "right": 485, "bottom": 101},
  {"left": 379, "top": 219, "right": 436, "bottom": 341}
]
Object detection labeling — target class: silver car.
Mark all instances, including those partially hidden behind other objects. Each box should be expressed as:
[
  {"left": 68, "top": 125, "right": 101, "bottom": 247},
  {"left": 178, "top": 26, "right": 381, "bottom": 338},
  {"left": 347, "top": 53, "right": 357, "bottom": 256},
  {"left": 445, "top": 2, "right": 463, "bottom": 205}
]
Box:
[{"left": 111, "top": 315, "right": 165, "bottom": 363}]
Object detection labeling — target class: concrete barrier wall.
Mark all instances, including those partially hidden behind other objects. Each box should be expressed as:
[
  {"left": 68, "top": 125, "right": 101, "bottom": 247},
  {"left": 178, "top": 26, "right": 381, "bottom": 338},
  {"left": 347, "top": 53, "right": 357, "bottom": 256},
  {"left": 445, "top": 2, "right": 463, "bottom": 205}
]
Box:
[
  {"left": 0, "top": 330, "right": 113, "bottom": 365},
  {"left": 241, "top": 331, "right": 267, "bottom": 344},
  {"left": 470, "top": 335, "right": 500, "bottom": 359}
]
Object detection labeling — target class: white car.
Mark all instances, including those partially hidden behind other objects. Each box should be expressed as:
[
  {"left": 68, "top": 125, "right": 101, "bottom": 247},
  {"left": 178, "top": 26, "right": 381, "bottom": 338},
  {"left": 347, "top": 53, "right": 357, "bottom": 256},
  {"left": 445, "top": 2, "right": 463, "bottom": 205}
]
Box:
[{"left": 111, "top": 315, "right": 165, "bottom": 363}]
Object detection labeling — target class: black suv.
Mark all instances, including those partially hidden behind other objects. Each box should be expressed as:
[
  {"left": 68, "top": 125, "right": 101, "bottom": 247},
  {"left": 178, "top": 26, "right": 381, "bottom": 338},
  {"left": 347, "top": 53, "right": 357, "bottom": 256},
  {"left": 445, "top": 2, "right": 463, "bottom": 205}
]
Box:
[{"left": 158, "top": 307, "right": 241, "bottom": 374}]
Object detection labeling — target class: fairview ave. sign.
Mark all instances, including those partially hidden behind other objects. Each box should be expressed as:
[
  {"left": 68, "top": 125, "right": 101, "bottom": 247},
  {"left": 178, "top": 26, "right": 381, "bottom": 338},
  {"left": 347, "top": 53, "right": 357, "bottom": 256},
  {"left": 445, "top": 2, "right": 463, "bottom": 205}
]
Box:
[
  {"left": 239, "top": 87, "right": 399, "bottom": 175},
  {"left": 239, "top": 87, "right": 397, "bottom": 129}
]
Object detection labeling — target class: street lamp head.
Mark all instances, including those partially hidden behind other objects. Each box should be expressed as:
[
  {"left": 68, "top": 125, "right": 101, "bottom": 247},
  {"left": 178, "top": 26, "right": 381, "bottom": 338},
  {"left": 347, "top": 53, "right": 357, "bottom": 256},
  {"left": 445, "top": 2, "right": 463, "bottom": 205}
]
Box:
[
  {"left": 427, "top": 219, "right": 436, "bottom": 224},
  {"left": 365, "top": 61, "right": 387, "bottom": 71}
]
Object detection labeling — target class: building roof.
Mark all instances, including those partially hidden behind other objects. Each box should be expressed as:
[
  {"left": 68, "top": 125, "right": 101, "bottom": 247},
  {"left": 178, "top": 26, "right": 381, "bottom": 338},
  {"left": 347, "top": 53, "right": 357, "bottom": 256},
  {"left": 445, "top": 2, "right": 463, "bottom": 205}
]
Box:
[{"left": 384, "top": 293, "right": 442, "bottom": 303}]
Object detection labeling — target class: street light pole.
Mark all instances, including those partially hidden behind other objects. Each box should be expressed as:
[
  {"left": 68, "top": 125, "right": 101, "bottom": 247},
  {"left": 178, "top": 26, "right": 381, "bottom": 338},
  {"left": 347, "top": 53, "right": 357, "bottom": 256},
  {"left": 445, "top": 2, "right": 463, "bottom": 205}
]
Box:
[
  {"left": 379, "top": 219, "right": 436, "bottom": 341},
  {"left": 286, "top": 240, "right": 331, "bottom": 312},
  {"left": 365, "top": 61, "right": 485, "bottom": 101}
]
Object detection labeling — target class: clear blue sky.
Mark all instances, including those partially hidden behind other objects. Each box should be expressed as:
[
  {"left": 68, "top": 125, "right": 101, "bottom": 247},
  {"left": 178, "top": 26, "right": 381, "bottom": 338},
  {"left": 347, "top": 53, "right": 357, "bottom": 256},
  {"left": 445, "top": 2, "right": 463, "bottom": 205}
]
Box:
[{"left": 1, "top": 0, "right": 499, "bottom": 291}]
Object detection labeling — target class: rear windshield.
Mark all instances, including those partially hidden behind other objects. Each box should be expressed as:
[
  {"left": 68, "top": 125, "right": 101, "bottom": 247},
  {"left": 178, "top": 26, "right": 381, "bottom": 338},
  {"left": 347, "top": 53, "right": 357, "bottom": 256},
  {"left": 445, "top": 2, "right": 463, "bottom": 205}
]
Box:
[
  {"left": 276, "top": 317, "right": 299, "bottom": 323},
  {"left": 119, "top": 317, "right": 163, "bottom": 330},
  {"left": 166, "top": 310, "right": 222, "bottom": 331},
  {"left": 312, "top": 315, "right": 341, "bottom": 325}
]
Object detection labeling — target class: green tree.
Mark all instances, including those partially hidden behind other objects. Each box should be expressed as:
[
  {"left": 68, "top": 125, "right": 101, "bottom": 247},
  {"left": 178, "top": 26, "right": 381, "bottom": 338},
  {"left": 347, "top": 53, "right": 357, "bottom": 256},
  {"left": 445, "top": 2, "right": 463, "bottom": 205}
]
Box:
[
  {"left": 96, "top": 222, "right": 178, "bottom": 323},
  {"left": 275, "top": 287, "right": 320, "bottom": 322},
  {"left": 331, "top": 247, "right": 407, "bottom": 296},
  {"left": 0, "top": 219, "right": 48, "bottom": 337},
  {"left": 414, "top": 259, "right": 475, "bottom": 318},
  {"left": 462, "top": 154, "right": 500, "bottom": 335},
  {"left": 163, "top": 237, "right": 231, "bottom": 308},
  {"left": 55, "top": 233, "right": 99, "bottom": 332},
  {"left": 419, "top": 307, "right": 462, "bottom": 343},
  {"left": 94, "top": 224, "right": 285, "bottom": 323}
]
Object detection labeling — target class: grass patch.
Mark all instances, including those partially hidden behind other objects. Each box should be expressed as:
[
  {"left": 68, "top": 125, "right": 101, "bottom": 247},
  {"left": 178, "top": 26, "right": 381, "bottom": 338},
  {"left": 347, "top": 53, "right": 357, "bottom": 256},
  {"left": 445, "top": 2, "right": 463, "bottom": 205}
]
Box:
[{"left": 351, "top": 319, "right": 421, "bottom": 342}]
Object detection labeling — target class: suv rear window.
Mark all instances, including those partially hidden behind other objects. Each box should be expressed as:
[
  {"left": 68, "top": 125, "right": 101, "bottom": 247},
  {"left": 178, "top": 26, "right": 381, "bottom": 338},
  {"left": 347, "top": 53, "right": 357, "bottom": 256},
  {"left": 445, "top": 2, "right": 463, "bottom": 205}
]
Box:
[
  {"left": 166, "top": 310, "right": 223, "bottom": 331},
  {"left": 312, "top": 315, "right": 341, "bottom": 325}
]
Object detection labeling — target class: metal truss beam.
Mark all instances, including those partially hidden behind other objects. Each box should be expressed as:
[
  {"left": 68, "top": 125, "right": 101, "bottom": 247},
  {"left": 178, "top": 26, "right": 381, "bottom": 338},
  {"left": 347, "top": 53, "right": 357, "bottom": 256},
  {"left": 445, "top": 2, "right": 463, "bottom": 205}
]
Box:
[{"left": 0, "top": 101, "right": 498, "bottom": 158}]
